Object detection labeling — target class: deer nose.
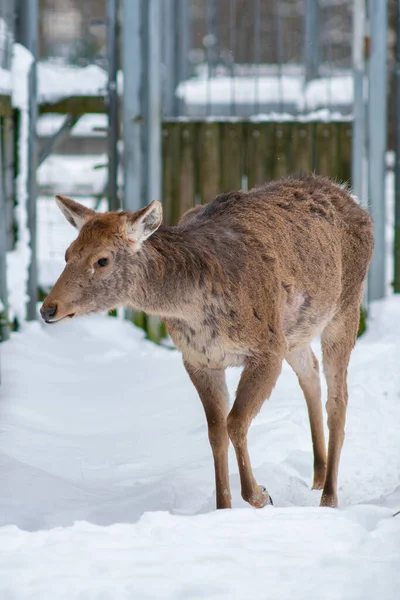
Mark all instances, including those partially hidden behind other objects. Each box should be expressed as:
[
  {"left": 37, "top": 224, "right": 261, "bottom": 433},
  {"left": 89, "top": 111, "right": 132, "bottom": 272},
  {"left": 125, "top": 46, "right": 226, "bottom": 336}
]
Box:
[{"left": 40, "top": 304, "right": 58, "bottom": 322}]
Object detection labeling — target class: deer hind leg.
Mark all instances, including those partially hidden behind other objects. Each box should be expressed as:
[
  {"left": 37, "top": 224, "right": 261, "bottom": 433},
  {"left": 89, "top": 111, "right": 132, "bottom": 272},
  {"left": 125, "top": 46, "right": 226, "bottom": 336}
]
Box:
[
  {"left": 227, "top": 352, "right": 283, "bottom": 508},
  {"left": 184, "top": 362, "right": 231, "bottom": 509},
  {"left": 320, "top": 302, "right": 360, "bottom": 508},
  {"left": 286, "top": 345, "right": 327, "bottom": 490}
]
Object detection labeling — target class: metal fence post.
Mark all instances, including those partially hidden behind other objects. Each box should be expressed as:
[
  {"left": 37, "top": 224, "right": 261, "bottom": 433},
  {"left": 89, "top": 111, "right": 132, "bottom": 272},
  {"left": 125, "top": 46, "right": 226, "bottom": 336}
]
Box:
[
  {"left": 0, "top": 124, "right": 11, "bottom": 343},
  {"left": 352, "top": 0, "right": 366, "bottom": 205},
  {"left": 394, "top": 0, "right": 400, "bottom": 293},
  {"left": 304, "top": 0, "right": 320, "bottom": 81},
  {"left": 16, "top": 0, "right": 38, "bottom": 320},
  {"left": 122, "top": 0, "right": 162, "bottom": 338},
  {"left": 367, "top": 0, "right": 388, "bottom": 301},
  {"left": 106, "top": 0, "right": 120, "bottom": 211},
  {"left": 162, "top": 0, "right": 175, "bottom": 117},
  {"left": 122, "top": 0, "right": 142, "bottom": 212},
  {"left": 143, "top": 0, "right": 162, "bottom": 206}
]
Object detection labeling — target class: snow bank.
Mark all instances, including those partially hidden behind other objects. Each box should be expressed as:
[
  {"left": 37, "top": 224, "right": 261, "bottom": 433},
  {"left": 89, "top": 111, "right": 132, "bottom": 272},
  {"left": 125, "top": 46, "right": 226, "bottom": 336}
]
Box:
[
  {"left": 0, "top": 507, "right": 398, "bottom": 600},
  {"left": 6, "top": 44, "right": 34, "bottom": 323},
  {"left": 0, "top": 295, "right": 400, "bottom": 597}
]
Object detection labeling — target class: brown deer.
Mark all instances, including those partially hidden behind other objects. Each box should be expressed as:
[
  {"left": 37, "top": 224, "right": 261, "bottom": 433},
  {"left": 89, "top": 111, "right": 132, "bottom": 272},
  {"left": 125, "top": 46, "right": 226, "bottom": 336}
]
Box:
[{"left": 40, "top": 174, "right": 374, "bottom": 510}]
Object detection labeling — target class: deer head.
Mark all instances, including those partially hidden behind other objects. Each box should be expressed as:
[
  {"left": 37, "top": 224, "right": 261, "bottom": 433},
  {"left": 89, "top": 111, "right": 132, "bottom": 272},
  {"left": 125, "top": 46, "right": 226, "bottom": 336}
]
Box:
[{"left": 40, "top": 195, "right": 162, "bottom": 324}]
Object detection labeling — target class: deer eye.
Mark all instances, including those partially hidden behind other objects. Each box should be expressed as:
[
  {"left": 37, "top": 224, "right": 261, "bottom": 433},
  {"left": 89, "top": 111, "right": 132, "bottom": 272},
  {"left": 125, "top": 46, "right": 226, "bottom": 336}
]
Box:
[{"left": 97, "top": 258, "right": 109, "bottom": 268}]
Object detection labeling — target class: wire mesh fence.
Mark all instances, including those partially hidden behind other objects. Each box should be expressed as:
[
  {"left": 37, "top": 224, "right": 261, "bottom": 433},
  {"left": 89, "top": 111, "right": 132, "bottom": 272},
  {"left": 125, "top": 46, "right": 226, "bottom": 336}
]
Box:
[
  {"left": 36, "top": 0, "right": 109, "bottom": 293},
  {"left": 39, "top": 0, "right": 107, "bottom": 67},
  {"left": 163, "top": 0, "right": 354, "bottom": 119},
  {"left": 0, "top": 0, "right": 14, "bottom": 73}
]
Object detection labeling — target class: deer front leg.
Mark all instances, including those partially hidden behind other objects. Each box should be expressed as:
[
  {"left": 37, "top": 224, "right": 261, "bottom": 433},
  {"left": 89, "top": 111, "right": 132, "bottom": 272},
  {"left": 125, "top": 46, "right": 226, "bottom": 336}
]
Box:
[
  {"left": 184, "top": 362, "right": 231, "bottom": 509},
  {"left": 227, "top": 352, "right": 284, "bottom": 508}
]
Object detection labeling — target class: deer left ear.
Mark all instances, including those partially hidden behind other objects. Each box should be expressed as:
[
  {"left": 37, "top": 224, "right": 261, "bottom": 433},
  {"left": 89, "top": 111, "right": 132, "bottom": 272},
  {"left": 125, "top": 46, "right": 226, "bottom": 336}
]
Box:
[
  {"left": 125, "top": 200, "right": 163, "bottom": 244},
  {"left": 55, "top": 195, "right": 96, "bottom": 230}
]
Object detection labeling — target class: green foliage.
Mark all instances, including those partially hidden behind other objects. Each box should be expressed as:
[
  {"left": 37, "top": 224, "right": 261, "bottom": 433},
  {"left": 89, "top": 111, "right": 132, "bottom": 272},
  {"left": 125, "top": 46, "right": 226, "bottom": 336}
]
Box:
[
  {"left": 357, "top": 304, "right": 367, "bottom": 338},
  {"left": 126, "top": 310, "right": 167, "bottom": 344}
]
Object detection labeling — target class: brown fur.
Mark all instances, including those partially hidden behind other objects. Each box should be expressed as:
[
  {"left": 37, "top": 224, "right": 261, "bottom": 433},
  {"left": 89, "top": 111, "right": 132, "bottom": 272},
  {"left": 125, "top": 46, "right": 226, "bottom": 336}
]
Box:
[{"left": 41, "top": 174, "right": 374, "bottom": 510}]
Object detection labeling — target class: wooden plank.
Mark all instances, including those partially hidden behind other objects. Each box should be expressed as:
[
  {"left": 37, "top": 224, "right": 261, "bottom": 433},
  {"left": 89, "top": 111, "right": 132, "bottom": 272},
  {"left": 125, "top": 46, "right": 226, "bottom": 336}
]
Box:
[
  {"left": 245, "top": 123, "right": 274, "bottom": 189},
  {"left": 289, "top": 123, "right": 314, "bottom": 174},
  {"left": 220, "top": 122, "right": 243, "bottom": 192},
  {"left": 39, "top": 96, "right": 107, "bottom": 115},
  {"left": 2, "top": 116, "right": 15, "bottom": 251},
  {"left": 336, "top": 122, "right": 352, "bottom": 184},
  {"left": 272, "top": 123, "right": 291, "bottom": 180},
  {"left": 314, "top": 122, "right": 339, "bottom": 177},
  {"left": 178, "top": 123, "right": 196, "bottom": 216},
  {"left": 0, "top": 95, "right": 12, "bottom": 117},
  {"left": 162, "top": 122, "right": 174, "bottom": 225},
  {"left": 198, "top": 123, "right": 220, "bottom": 204},
  {"left": 164, "top": 122, "right": 181, "bottom": 225}
]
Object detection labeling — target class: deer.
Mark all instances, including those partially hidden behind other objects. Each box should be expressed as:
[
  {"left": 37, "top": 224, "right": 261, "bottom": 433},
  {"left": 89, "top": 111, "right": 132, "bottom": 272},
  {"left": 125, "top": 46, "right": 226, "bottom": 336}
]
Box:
[{"left": 40, "top": 174, "right": 374, "bottom": 510}]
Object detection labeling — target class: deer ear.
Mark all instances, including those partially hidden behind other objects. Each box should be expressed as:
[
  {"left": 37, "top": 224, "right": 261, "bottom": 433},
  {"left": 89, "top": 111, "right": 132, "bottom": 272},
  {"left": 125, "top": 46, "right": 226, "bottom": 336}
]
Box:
[
  {"left": 55, "top": 195, "right": 96, "bottom": 230},
  {"left": 126, "top": 200, "right": 163, "bottom": 244}
]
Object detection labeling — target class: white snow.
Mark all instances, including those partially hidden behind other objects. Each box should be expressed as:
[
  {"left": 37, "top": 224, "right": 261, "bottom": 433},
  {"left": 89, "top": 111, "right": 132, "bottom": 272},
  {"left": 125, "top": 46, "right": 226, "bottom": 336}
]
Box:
[
  {"left": 177, "top": 74, "right": 303, "bottom": 106},
  {"left": 176, "top": 73, "right": 353, "bottom": 115},
  {"left": 38, "top": 61, "right": 107, "bottom": 104},
  {"left": 37, "top": 154, "right": 108, "bottom": 196},
  {"left": 0, "top": 296, "right": 400, "bottom": 598},
  {"left": 34, "top": 61, "right": 353, "bottom": 119},
  {"left": 5, "top": 44, "right": 34, "bottom": 323},
  {"left": 304, "top": 75, "right": 353, "bottom": 111},
  {"left": 0, "top": 66, "right": 11, "bottom": 95}
]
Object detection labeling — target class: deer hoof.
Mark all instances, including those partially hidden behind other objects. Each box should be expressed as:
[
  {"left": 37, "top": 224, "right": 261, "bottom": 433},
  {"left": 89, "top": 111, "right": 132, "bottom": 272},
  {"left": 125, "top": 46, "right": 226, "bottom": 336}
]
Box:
[
  {"left": 244, "top": 486, "right": 273, "bottom": 508},
  {"left": 262, "top": 487, "right": 273, "bottom": 506}
]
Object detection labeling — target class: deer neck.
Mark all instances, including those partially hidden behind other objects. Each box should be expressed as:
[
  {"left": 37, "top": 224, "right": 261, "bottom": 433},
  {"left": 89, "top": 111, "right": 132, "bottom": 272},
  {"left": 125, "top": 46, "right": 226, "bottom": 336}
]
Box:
[{"left": 126, "top": 225, "right": 207, "bottom": 319}]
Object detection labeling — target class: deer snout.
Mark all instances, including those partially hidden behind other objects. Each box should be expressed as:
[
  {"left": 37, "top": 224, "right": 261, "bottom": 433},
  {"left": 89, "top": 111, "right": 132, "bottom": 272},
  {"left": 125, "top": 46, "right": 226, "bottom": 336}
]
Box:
[{"left": 40, "top": 303, "right": 58, "bottom": 323}]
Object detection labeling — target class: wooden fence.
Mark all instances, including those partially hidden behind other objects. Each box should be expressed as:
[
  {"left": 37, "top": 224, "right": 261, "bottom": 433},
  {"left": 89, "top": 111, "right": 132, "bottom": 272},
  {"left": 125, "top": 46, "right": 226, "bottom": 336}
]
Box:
[{"left": 162, "top": 121, "right": 352, "bottom": 225}]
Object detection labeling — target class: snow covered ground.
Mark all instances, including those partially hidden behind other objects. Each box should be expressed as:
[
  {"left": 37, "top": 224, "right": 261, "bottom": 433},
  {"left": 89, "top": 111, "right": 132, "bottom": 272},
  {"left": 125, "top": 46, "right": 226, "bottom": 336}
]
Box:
[{"left": 0, "top": 292, "right": 400, "bottom": 597}]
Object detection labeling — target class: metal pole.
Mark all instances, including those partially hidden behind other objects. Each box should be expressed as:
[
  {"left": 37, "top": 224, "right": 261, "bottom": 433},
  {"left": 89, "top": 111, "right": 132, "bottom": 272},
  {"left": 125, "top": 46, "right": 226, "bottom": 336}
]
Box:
[
  {"left": 163, "top": 0, "right": 175, "bottom": 117},
  {"left": 144, "top": 0, "right": 162, "bottom": 205},
  {"left": 0, "top": 125, "right": 10, "bottom": 343},
  {"left": 106, "top": 0, "right": 120, "bottom": 211},
  {"left": 143, "top": 0, "right": 163, "bottom": 340},
  {"left": 367, "top": 0, "right": 388, "bottom": 301},
  {"left": 122, "top": 0, "right": 143, "bottom": 212},
  {"left": 352, "top": 0, "right": 366, "bottom": 206},
  {"left": 16, "top": 0, "right": 38, "bottom": 320},
  {"left": 304, "top": 0, "right": 320, "bottom": 81},
  {"left": 394, "top": 0, "right": 400, "bottom": 293}
]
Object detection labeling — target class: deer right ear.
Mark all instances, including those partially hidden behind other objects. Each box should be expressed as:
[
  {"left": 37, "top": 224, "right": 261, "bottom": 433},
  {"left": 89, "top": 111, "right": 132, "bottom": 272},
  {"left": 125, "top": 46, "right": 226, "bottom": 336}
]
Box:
[
  {"left": 125, "top": 200, "right": 163, "bottom": 245},
  {"left": 55, "top": 195, "right": 96, "bottom": 230}
]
